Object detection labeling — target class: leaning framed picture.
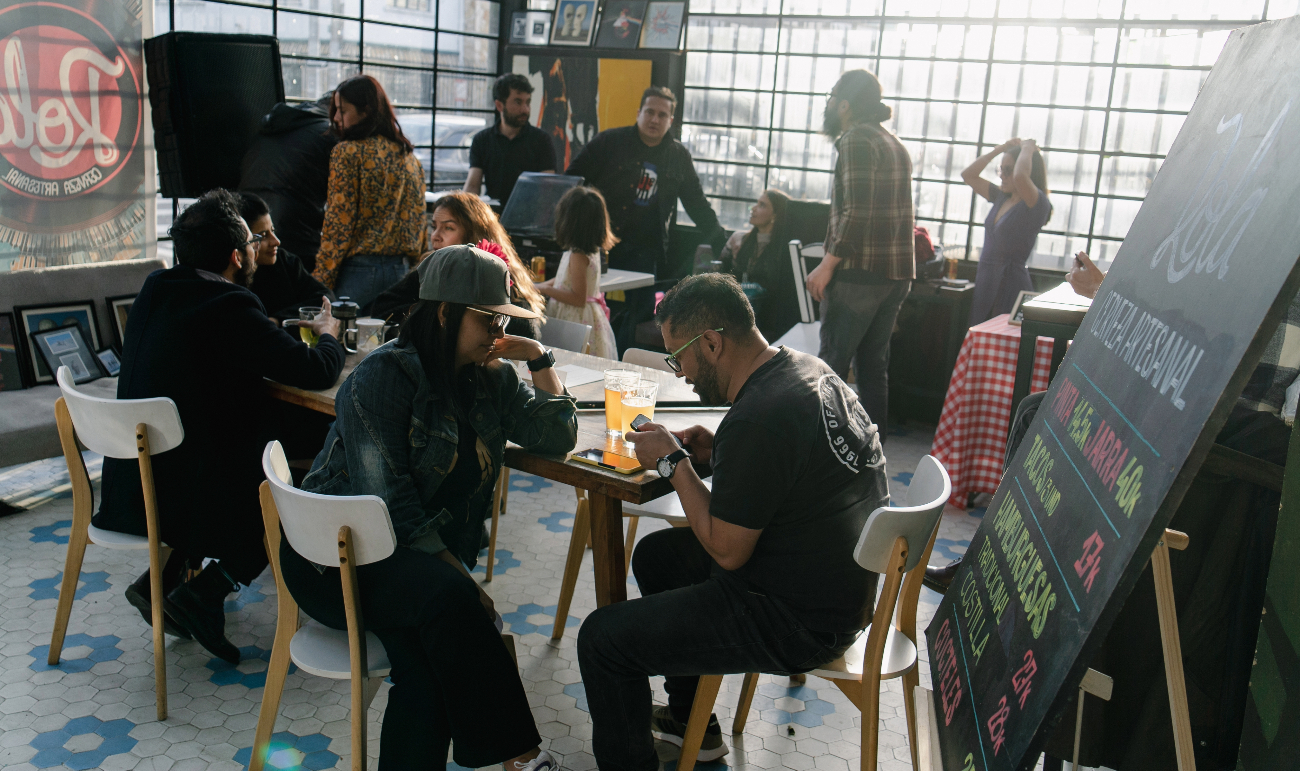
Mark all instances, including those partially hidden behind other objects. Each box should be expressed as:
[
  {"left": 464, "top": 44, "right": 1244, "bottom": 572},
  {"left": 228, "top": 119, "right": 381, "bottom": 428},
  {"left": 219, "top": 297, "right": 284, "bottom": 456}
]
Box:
[
  {"left": 14, "top": 301, "right": 101, "bottom": 384},
  {"left": 106, "top": 293, "right": 136, "bottom": 348},
  {"left": 29, "top": 322, "right": 107, "bottom": 386},
  {"left": 95, "top": 346, "right": 122, "bottom": 377},
  {"left": 639, "top": 1, "right": 684, "bottom": 49},
  {"left": 0, "top": 312, "right": 25, "bottom": 391},
  {"left": 1007, "top": 290, "right": 1041, "bottom": 327},
  {"left": 595, "top": 0, "right": 645, "bottom": 49},
  {"left": 550, "top": 0, "right": 597, "bottom": 46}
]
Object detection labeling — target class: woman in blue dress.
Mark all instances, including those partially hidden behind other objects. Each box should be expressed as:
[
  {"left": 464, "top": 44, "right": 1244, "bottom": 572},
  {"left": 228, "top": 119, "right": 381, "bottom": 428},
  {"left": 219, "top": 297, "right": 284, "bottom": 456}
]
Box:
[{"left": 961, "top": 138, "right": 1052, "bottom": 325}]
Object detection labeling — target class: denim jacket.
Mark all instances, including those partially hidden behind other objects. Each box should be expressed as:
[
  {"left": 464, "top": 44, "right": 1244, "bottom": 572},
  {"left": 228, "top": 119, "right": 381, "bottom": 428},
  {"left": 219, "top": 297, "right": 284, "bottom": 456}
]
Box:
[{"left": 301, "top": 338, "right": 578, "bottom": 567}]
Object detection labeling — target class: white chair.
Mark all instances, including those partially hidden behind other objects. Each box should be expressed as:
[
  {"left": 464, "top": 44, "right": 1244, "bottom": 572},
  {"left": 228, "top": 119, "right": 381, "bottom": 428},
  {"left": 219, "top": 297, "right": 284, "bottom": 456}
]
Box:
[
  {"left": 676, "top": 455, "right": 951, "bottom": 771},
  {"left": 621, "top": 347, "right": 669, "bottom": 371},
  {"left": 789, "top": 240, "right": 825, "bottom": 324},
  {"left": 251, "top": 441, "right": 393, "bottom": 771},
  {"left": 540, "top": 316, "right": 592, "bottom": 354},
  {"left": 49, "top": 365, "right": 183, "bottom": 722}
]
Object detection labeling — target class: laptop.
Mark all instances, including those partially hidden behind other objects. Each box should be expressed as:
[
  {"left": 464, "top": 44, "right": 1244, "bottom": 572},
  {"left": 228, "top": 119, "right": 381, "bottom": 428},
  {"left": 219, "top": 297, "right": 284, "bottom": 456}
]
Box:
[{"left": 499, "top": 172, "right": 585, "bottom": 239}]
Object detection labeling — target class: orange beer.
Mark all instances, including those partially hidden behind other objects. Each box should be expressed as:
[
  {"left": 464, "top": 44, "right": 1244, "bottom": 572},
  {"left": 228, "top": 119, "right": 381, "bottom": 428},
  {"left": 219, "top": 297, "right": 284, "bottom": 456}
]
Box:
[{"left": 602, "top": 369, "right": 639, "bottom": 433}]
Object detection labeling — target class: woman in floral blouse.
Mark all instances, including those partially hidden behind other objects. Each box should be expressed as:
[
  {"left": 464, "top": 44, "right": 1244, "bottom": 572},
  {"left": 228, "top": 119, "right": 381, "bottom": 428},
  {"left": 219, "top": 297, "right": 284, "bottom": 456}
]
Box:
[{"left": 312, "top": 75, "right": 427, "bottom": 309}]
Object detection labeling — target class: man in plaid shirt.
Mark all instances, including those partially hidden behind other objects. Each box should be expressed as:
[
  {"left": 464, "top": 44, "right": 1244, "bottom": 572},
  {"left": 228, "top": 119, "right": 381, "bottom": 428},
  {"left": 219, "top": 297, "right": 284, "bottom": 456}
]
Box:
[{"left": 805, "top": 69, "right": 915, "bottom": 441}]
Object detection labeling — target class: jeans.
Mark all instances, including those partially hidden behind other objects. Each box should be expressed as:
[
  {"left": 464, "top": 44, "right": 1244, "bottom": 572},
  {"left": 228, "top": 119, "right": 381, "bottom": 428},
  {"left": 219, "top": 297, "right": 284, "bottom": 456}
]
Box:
[
  {"left": 576, "top": 528, "right": 862, "bottom": 771},
  {"left": 279, "top": 541, "right": 540, "bottom": 770},
  {"left": 334, "top": 254, "right": 410, "bottom": 312},
  {"left": 818, "top": 277, "right": 912, "bottom": 441}
]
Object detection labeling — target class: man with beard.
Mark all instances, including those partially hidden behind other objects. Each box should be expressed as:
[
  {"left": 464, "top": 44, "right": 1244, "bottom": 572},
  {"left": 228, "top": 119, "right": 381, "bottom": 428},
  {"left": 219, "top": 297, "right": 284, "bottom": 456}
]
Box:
[
  {"left": 575, "top": 273, "right": 890, "bottom": 768},
  {"left": 804, "top": 69, "right": 914, "bottom": 441},
  {"left": 95, "top": 189, "right": 344, "bottom": 665},
  {"left": 465, "top": 74, "right": 556, "bottom": 204}
]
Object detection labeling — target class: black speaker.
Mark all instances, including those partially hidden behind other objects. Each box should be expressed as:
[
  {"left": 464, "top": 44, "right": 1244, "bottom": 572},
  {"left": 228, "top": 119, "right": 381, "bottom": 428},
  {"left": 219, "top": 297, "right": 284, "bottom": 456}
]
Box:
[{"left": 145, "top": 32, "right": 285, "bottom": 198}]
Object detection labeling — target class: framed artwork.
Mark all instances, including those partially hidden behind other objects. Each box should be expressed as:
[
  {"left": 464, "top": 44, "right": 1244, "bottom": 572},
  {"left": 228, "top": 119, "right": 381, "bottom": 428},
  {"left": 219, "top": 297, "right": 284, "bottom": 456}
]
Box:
[
  {"left": 595, "top": 0, "right": 645, "bottom": 49},
  {"left": 510, "top": 12, "right": 553, "bottom": 45},
  {"left": 29, "top": 322, "right": 107, "bottom": 385},
  {"left": 0, "top": 312, "right": 25, "bottom": 391},
  {"left": 14, "top": 301, "right": 101, "bottom": 384},
  {"left": 96, "top": 346, "right": 122, "bottom": 377},
  {"left": 107, "top": 293, "right": 135, "bottom": 348},
  {"left": 550, "top": 0, "right": 597, "bottom": 46},
  {"left": 639, "top": 1, "right": 684, "bottom": 49},
  {"left": 1008, "top": 290, "right": 1041, "bottom": 326}
]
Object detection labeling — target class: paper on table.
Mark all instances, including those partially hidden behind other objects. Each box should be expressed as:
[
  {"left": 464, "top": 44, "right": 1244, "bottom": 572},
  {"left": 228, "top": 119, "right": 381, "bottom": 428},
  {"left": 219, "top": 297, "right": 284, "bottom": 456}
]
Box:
[{"left": 514, "top": 362, "right": 604, "bottom": 388}]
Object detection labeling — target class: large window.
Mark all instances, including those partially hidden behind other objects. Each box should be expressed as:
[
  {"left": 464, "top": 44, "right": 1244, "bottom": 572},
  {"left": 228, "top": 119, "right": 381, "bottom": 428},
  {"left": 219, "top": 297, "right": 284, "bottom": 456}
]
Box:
[{"left": 678, "top": 0, "right": 1298, "bottom": 261}]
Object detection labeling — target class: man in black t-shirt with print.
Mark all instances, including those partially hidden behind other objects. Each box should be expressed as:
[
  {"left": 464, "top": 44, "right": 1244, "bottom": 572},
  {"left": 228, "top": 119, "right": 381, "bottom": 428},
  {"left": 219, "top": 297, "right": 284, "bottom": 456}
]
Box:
[
  {"left": 566, "top": 86, "right": 725, "bottom": 354},
  {"left": 576, "top": 274, "right": 890, "bottom": 769},
  {"left": 465, "top": 73, "right": 556, "bottom": 204}
]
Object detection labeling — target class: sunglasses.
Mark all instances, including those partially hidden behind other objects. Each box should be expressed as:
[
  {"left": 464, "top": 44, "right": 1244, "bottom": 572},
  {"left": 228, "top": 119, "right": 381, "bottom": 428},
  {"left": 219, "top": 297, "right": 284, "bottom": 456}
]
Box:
[
  {"left": 664, "top": 328, "right": 724, "bottom": 373},
  {"left": 467, "top": 306, "right": 510, "bottom": 336}
]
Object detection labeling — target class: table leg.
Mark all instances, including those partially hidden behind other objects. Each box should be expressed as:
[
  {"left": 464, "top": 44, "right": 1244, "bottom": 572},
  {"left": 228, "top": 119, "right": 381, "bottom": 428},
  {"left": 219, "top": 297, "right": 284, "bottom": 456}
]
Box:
[{"left": 588, "top": 492, "right": 627, "bottom": 606}]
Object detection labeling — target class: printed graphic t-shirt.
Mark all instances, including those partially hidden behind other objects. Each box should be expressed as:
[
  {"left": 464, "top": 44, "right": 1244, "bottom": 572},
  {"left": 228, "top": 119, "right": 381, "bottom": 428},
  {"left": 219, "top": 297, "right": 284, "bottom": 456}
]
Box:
[
  {"left": 567, "top": 125, "right": 667, "bottom": 253},
  {"left": 709, "top": 347, "right": 890, "bottom": 632}
]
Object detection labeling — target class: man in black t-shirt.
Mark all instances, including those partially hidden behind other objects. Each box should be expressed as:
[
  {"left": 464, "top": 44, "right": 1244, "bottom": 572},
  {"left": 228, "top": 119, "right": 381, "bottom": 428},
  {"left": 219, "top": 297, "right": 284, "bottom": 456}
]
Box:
[
  {"left": 566, "top": 86, "right": 725, "bottom": 353},
  {"left": 465, "top": 74, "right": 556, "bottom": 204},
  {"left": 576, "top": 274, "right": 890, "bottom": 769}
]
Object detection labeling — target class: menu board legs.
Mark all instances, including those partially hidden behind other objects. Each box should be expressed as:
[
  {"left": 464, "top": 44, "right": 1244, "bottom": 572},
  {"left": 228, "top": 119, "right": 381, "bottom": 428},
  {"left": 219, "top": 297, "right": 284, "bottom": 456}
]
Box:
[{"left": 1152, "top": 530, "right": 1198, "bottom": 771}]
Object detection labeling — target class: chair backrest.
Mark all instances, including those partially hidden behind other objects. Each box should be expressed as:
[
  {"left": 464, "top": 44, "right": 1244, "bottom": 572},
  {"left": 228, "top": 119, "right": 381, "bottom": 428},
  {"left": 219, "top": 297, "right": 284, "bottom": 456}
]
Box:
[
  {"left": 789, "top": 240, "right": 825, "bottom": 324},
  {"left": 622, "top": 347, "right": 673, "bottom": 373},
  {"left": 540, "top": 316, "right": 592, "bottom": 353},
  {"left": 262, "top": 441, "right": 397, "bottom": 568},
  {"left": 853, "top": 455, "right": 951, "bottom": 574},
  {"left": 56, "top": 366, "right": 184, "bottom": 459}
]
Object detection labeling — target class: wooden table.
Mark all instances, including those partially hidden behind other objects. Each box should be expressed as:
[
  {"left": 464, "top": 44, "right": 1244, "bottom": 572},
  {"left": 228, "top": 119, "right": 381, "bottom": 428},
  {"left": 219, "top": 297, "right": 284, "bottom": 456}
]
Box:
[{"left": 265, "top": 347, "right": 718, "bottom": 607}]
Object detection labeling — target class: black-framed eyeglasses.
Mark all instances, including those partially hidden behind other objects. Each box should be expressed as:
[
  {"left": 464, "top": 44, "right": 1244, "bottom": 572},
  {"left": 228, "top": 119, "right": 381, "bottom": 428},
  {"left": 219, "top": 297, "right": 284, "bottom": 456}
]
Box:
[
  {"left": 664, "top": 328, "right": 724, "bottom": 373},
  {"left": 240, "top": 233, "right": 265, "bottom": 249},
  {"left": 467, "top": 306, "right": 510, "bottom": 336}
]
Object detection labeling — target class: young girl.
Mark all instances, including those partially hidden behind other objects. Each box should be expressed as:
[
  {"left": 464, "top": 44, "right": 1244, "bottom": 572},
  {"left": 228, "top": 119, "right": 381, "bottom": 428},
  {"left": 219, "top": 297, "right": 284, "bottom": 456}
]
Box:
[{"left": 537, "top": 186, "right": 618, "bottom": 358}]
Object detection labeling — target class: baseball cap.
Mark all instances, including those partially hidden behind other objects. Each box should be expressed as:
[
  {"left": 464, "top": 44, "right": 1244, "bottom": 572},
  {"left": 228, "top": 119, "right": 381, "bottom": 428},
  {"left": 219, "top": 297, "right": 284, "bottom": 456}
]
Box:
[{"left": 416, "top": 244, "right": 539, "bottom": 319}]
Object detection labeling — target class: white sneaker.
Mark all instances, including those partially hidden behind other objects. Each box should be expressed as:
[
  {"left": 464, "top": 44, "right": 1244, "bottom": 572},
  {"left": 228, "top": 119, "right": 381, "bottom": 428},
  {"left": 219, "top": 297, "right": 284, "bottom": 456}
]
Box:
[{"left": 512, "top": 750, "right": 558, "bottom": 771}]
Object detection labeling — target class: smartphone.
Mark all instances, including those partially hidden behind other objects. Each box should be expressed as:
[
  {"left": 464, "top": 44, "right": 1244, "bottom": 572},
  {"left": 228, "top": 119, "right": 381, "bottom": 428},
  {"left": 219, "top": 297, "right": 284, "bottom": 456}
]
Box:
[
  {"left": 571, "top": 448, "right": 644, "bottom": 474},
  {"left": 630, "top": 414, "right": 652, "bottom": 431}
]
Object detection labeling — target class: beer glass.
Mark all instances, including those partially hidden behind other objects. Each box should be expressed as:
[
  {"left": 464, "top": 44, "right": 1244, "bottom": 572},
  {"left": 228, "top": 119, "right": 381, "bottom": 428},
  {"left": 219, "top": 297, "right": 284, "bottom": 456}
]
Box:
[
  {"left": 603, "top": 369, "right": 639, "bottom": 435},
  {"left": 620, "top": 380, "right": 659, "bottom": 435}
]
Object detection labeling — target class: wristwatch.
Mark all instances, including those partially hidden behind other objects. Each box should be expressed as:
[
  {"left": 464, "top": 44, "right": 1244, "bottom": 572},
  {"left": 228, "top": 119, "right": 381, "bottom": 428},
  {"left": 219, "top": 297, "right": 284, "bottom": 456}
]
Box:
[
  {"left": 527, "top": 348, "right": 556, "bottom": 372},
  {"left": 657, "top": 449, "right": 690, "bottom": 479}
]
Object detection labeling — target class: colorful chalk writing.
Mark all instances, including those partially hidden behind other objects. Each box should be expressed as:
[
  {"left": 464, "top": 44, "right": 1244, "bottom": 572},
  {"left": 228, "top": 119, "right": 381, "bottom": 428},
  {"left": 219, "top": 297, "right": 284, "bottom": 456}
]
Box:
[
  {"left": 1088, "top": 290, "right": 1205, "bottom": 410},
  {"left": 959, "top": 571, "right": 991, "bottom": 665},
  {"left": 935, "top": 618, "right": 963, "bottom": 726},
  {"left": 1074, "top": 532, "right": 1105, "bottom": 592},
  {"left": 1011, "top": 650, "right": 1037, "bottom": 709},
  {"left": 1116, "top": 457, "right": 1143, "bottom": 517},
  {"left": 1023, "top": 434, "right": 1062, "bottom": 515},
  {"left": 987, "top": 696, "right": 1010, "bottom": 755},
  {"left": 977, "top": 538, "right": 1011, "bottom": 623},
  {"left": 991, "top": 495, "right": 1058, "bottom": 638},
  {"left": 961, "top": 754, "right": 976, "bottom": 771}
]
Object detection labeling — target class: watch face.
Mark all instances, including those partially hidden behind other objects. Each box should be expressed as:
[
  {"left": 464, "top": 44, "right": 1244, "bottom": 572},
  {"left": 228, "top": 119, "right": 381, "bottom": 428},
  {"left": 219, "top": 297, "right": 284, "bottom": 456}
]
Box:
[{"left": 657, "top": 457, "right": 673, "bottom": 478}]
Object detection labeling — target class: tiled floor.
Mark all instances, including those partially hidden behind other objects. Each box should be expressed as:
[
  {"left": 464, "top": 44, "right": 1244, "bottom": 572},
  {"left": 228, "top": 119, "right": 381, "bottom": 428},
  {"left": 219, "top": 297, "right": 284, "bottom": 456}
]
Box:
[{"left": 0, "top": 420, "right": 987, "bottom": 771}]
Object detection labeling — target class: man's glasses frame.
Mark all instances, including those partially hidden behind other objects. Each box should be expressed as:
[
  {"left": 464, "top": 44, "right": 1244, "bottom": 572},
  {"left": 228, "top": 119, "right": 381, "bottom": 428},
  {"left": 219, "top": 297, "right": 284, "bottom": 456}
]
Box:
[
  {"left": 240, "top": 233, "right": 266, "bottom": 249},
  {"left": 664, "top": 328, "right": 724, "bottom": 373}
]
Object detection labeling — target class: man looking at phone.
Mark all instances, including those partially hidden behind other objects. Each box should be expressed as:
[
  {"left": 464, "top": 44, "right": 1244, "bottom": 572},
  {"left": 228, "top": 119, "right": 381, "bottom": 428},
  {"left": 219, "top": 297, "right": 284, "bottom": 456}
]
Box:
[{"left": 575, "top": 273, "right": 890, "bottom": 768}]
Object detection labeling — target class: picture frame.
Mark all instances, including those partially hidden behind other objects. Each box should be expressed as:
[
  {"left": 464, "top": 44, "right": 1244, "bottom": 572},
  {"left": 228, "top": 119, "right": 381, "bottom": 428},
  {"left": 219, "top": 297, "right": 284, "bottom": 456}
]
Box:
[
  {"left": 14, "top": 301, "right": 101, "bottom": 384},
  {"left": 106, "top": 293, "right": 136, "bottom": 348},
  {"left": 0, "top": 312, "right": 25, "bottom": 391},
  {"left": 1008, "top": 290, "right": 1041, "bottom": 326},
  {"left": 95, "top": 346, "right": 122, "bottom": 377},
  {"left": 639, "top": 1, "right": 684, "bottom": 49},
  {"left": 29, "top": 322, "right": 107, "bottom": 386},
  {"left": 524, "top": 11, "right": 552, "bottom": 45},
  {"left": 595, "top": 0, "right": 646, "bottom": 49},
  {"left": 550, "top": 0, "right": 597, "bottom": 46}
]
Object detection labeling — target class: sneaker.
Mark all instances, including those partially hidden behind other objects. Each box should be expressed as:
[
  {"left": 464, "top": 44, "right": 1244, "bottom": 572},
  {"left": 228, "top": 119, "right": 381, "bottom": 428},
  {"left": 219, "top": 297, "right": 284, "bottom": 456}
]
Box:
[
  {"left": 511, "top": 750, "right": 558, "bottom": 771},
  {"left": 651, "top": 705, "right": 727, "bottom": 761},
  {"left": 125, "top": 578, "right": 191, "bottom": 639},
  {"left": 164, "top": 582, "right": 240, "bottom": 664}
]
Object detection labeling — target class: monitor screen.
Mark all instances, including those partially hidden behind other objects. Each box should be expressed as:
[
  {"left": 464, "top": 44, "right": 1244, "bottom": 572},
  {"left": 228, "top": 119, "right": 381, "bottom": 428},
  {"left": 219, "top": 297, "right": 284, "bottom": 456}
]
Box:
[{"left": 500, "top": 173, "right": 585, "bottom": 238}]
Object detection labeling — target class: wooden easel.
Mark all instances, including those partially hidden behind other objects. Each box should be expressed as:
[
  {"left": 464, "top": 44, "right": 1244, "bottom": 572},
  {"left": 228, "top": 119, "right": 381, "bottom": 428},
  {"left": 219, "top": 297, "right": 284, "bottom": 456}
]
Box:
[{"left": 914, "top": 527, "right": 1198, "bottom": 771}]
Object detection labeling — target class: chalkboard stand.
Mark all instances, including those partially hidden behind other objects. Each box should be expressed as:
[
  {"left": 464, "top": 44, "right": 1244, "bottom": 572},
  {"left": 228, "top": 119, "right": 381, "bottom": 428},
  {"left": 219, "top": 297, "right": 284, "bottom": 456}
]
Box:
[{"left": 1152, "top": 528, "right": 1197, "bottom": 771}]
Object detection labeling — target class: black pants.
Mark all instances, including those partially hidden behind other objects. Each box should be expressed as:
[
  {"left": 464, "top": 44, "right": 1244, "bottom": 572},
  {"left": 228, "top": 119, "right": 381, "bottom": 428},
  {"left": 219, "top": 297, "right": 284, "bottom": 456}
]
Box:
[
  {"left": 279, "top": 541, "right": 540, "bottom": 769},
  {"left": 607, "top": 285, "right": 657, "bottom": 356},
  {"left": 576, "top": 528, "right": 861, "bottom": 771}
]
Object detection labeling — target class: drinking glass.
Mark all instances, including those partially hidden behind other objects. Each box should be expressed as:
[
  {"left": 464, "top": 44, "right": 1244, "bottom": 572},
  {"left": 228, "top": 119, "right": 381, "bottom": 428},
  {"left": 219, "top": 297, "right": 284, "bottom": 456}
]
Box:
[
  {"left": 357, "top": 318, "right": 388, "bottom": 355},
  {"left": 603, "top": 369, "right": 639, "bottom": 435},
  {"left": 298, "top": 306, "right": 321, "bottom": 348},
  {"left": 620, "top": 379, "right": 659, "bottom": 435}
]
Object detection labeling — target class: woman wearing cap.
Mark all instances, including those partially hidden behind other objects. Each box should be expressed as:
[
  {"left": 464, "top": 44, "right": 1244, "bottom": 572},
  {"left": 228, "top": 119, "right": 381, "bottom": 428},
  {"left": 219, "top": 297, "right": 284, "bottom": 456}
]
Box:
[{"left": 281, "top": 245, "right": 577, "bottom": 770}]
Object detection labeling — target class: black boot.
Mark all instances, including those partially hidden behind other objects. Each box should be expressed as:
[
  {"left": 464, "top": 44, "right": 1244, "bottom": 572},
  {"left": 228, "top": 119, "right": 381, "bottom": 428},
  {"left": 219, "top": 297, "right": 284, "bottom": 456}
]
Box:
[
  {"left": 125, "top": 553, "right": 192, "bottom": 639},
  {"left": 165, "top": 562, "right": 240, "bottom": 664},
  {"left": 923, "top": 557, "right": 963, "bottom": 594}
]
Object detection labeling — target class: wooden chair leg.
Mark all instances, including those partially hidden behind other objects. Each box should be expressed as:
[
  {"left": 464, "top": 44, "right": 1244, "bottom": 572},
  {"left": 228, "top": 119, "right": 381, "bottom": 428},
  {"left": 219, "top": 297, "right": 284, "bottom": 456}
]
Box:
[
  {"left": 902, "top": 666, "right": 921, "bottom": 771},
  {"left": 49, "top": 398, "right": 92, "bottom": 667},
  {"left": 732, "top": 673, "right": 760, "bottom": 734},
  {"left": 136, "top": 424, "right": 168, "bottom": 721},
  {"left": 486, "top": 468, "right": 506, "bottom": 582},
  {"left": 47, "top": 523, "right": 89, "bottom": 666},
  {"left": 678, "top": 674, "right": 724, "bottom": 771},
  {"left": 253, "top": 482, "right": 298, "bottom": 771},
  {"left": 861, "top": 675, "right": 881, "bottom": 771},
  {"left": 338, "top": 526, "right": 369, "bottom": 771},
  {"left": 623, "top": 515, "right": 640, "bottom": 574},
  {"left": 551, "top": 490, "right": 590, "bottom": 641}
]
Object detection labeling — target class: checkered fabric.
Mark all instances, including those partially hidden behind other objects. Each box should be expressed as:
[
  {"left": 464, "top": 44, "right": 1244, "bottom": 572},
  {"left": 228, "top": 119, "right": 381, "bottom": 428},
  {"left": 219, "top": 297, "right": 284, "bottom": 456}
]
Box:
[
  {"left": 931, "top": 313, "right": 1053, "bottom": 508},
  {"left": 1238, "top": 290, "right": 1300, "bottom": 414}
]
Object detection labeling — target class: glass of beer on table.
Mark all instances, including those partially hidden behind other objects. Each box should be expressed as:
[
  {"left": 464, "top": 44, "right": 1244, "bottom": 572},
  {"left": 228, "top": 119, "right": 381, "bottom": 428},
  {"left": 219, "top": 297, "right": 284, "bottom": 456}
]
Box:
[
  {"left": 620, "top": 379, "right": 659, "bottom": 435},
  {"left": 282, "top": 306, "right": 323, "bottom": 347},
  {"left": 603, "top": 369, "right": 640, "bottom": 435}
]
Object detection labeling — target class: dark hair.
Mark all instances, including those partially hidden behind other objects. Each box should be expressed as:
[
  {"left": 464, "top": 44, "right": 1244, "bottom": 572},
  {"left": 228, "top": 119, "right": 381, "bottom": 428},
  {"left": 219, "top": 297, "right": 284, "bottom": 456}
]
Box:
[
  {"left": 657, "top": 273, "right": 756, "bottom": 340},
  {"left": 640, "top": 86, "right": 677, "bottom": 112},
  {"left": 235, "top": 192, "right": 270, "bottom": 224},
  {"left": 833, "top": 69, "right": 892, "bottom": 124},
  {"left": 1005, "top": 144, "right": 1051, "bottom": 199},
  {"left": 736, "top": 188, "right": 791, "bottom": 277},
  {"left": 398, "top": 300, "right": 480, "bottom": 417},
  {"left": 493, "top": 73, "right": 534, "bottom": 104},
  {"left": 554, "top": 186, "right": 617, "bottom": 256},
  {"left": 330, "top": 75, "right": 414, "bottom": 154},
  {"left": 169, "top": 188, "right": 248, "bottom": 273}
]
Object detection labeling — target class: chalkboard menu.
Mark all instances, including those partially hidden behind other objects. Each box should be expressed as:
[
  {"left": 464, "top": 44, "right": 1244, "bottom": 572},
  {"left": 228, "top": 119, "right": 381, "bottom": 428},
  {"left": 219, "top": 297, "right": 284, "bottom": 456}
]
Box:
[{"left": 926, "top": 17, "right": 1300, "bottom": 771}]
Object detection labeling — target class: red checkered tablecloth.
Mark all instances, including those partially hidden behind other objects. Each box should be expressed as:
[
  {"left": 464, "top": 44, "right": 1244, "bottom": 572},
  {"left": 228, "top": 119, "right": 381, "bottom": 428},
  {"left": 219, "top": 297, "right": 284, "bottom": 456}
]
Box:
[{"left": 931, "top": 313, "right": 1054, "bottom": 508}]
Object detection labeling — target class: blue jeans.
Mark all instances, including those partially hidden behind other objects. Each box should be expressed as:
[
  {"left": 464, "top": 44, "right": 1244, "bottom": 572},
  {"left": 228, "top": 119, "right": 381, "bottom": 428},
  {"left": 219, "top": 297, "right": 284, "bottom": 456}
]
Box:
[{"left": 334, "top": 253, "right": 410, "bottom": 311}]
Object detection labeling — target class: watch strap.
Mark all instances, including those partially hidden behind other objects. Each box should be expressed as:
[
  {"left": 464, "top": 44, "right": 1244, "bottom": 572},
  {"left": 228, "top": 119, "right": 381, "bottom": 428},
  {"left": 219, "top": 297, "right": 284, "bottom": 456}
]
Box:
[{"left": 527, "top": 349, "right": 556, "bottom": 372}]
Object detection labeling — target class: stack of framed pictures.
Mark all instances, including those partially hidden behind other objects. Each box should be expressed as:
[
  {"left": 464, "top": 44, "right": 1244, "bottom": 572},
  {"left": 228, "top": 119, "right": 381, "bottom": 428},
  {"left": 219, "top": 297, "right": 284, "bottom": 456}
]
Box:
[
  {"left": 0, "top": 293, "right": 135, "bottom": 390},
  {"left": 509, "top": 0, "right": 684, "bottom": 50}
]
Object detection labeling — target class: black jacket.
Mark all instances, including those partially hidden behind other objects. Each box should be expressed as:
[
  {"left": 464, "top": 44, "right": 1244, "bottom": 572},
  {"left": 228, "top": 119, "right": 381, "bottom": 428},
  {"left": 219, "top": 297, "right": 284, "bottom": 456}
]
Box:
[
  {"left": 94, "top": 266, "right": 345, "bottom": 556},
  {"left": 249, "top": 248, "right": 335, "bottom": 320},
  {"left": 239, "top": 102, "right": 339, "bottom": 270}
]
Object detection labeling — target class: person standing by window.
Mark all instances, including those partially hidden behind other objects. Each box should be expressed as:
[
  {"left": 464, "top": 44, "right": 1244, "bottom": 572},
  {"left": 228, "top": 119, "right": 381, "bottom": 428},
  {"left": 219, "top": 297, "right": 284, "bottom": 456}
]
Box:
[
  {"left": 464, "top": 74, "right": 556, "bottom": 205},
  {"left": 312, "top": 75, "right": 427, "bottom": 310},
  {"left": 961, "top": 138, "right": 1052, "bottom": 325}
]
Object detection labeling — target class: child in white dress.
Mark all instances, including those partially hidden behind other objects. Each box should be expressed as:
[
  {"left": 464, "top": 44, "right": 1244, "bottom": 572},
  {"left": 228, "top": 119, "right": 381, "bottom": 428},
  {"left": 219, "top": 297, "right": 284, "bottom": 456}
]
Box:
[{"left": 537, "top": 186, "right": 619, "bottom": 359}]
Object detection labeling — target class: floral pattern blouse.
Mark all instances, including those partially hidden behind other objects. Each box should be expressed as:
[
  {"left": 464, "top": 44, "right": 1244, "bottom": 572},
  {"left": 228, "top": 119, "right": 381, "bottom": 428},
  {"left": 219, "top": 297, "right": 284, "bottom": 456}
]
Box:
[{"left": 312, "top": 135, "right": 427, "bottom": 290}]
